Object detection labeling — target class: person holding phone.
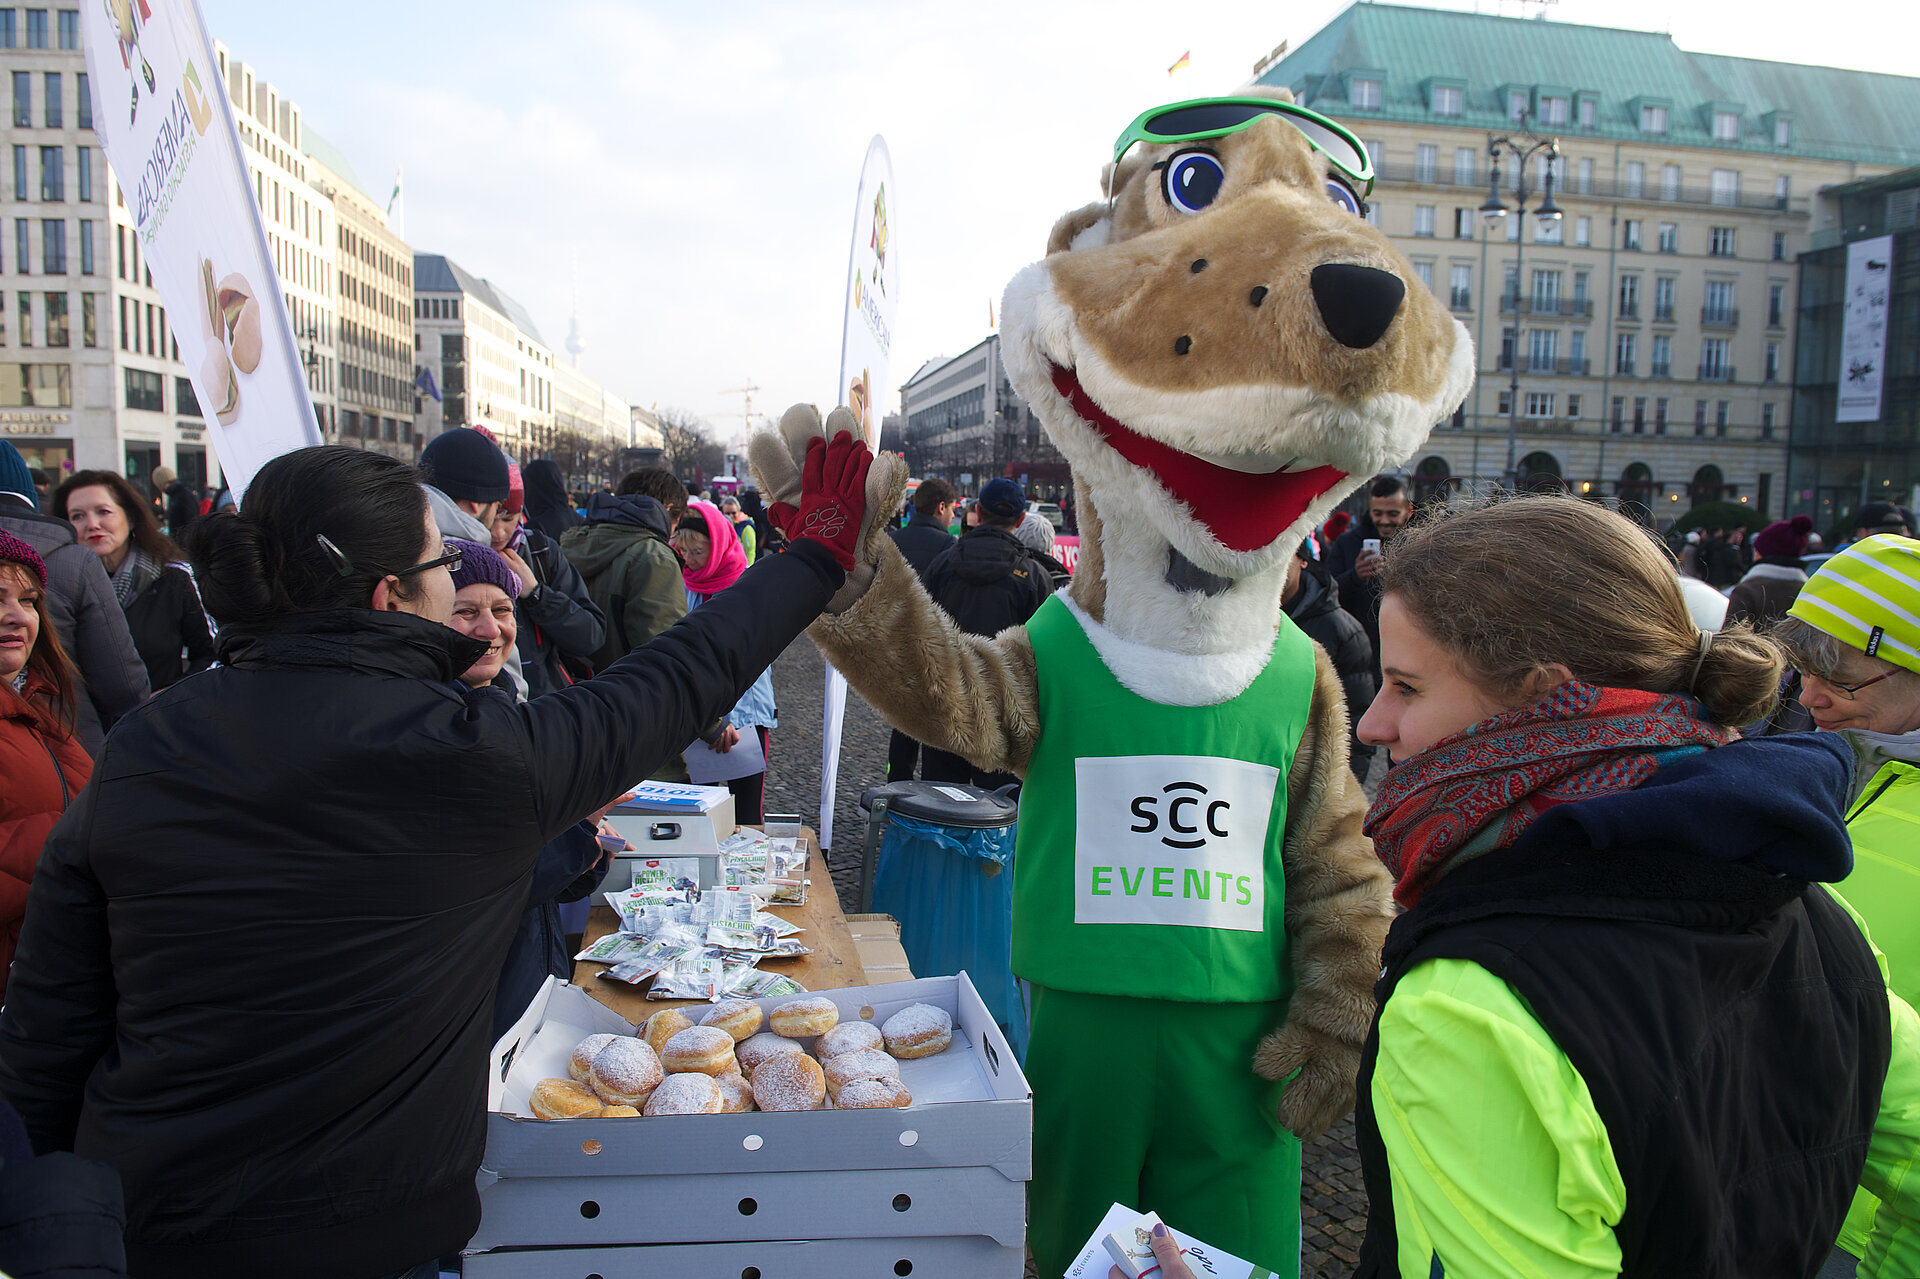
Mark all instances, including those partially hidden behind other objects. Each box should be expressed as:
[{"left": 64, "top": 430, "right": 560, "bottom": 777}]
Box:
[{"left": 1323, "top": 476, "right": 1415, "bottom": 751}]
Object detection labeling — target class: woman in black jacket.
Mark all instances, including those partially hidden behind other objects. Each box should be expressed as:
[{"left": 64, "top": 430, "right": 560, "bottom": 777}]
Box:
[
  {"left": 0, "top": 438, "right": 875, "bottom": 1279},
  {"left": 52, "top": 470, "right": 213, "bottom": 692}
]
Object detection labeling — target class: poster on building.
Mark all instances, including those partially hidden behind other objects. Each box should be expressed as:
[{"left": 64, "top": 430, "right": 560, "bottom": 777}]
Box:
[
  {"left": 819, "top": 135, "right": 899, "bottom": 850},
  {"left": 82, "top": 0, "right": 319, "bottom": 497},
  {"left": 1836, "top": 234, "right": 1894, "bottom": 424}
]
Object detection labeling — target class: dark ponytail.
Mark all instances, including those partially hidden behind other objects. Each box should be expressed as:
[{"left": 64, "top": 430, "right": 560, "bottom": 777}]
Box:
[{"left": 185, "top": 446, "right": 431, "bottom": 628}]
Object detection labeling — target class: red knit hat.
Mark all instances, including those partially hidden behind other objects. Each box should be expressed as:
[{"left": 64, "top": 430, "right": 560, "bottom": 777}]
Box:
[
  {"left": 1753, "top": 514, "right": 1814, "bottom": 560},
  {"left": 0, "top": 528, "right": 45, "bottom": 585},
  {"left": 505, "top": 462, "right": 524, "bottom": 515}
]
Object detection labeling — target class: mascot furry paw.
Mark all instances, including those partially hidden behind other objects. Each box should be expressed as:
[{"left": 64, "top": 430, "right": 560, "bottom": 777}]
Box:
[{"left": 753, "top": 88, "right": 1472, "bottom": 1275}]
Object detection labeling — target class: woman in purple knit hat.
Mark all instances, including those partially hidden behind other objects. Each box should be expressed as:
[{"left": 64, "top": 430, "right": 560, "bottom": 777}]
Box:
[{"left": 1727, "top": 514, "right": 1815, "bottom": 630}]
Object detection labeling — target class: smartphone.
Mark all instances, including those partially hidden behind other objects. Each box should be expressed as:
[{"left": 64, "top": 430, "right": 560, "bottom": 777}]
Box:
[{"left": 1362, "top": 537, "right": 1382, "bottom": 558}]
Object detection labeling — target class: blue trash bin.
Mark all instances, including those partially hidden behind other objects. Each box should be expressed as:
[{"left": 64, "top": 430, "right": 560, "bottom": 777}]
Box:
[{"left": 859, "top": 782, "right": 1026, "bottom": 1061}]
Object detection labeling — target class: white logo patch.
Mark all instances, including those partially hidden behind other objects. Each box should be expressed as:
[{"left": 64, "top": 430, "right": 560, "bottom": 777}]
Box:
[{"left": 1073, "top": 755, "right": 1279, "bottom": 931}]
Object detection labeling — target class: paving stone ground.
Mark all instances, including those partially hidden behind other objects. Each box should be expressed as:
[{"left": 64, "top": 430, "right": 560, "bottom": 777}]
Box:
[{"left": 766, "top": 636, "right": 1369, "bottom": 1277}]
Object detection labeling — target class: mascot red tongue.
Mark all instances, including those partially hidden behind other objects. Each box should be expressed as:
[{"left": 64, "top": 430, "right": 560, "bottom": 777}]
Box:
[{"left": 751, "top": 85, "right": 1473, "bottom": 1276}]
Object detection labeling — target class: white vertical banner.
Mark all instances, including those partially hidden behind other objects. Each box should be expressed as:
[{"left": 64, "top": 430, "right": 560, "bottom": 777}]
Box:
[
  {"left": 82, "top": 0, "right": 318, "bottom": 497},
  {"left": 820, "top": 136, "right": 898, "bottom": 852},
  {"left": 1836, "top": 234, "right": 1894, "bottom": 424}
]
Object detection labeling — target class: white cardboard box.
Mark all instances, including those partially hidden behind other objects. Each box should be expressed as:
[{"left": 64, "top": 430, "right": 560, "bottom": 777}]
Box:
[
  {"left": 463, "top": 1234, "right": 1025, "bottom": 1278},
  {"left": 474, "top": 974, "right": 1031, "bottom": 1268},
  {"left": 607, "top": 790, "right": 736, "bottom": 846}
]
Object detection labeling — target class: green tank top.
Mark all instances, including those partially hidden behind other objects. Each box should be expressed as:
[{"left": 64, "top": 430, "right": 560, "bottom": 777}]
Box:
[{"left": 1012, "top": 595, "right": 1316, "bottom": 1003}]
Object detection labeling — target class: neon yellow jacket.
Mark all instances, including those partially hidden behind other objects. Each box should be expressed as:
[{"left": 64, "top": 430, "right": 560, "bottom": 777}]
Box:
[{"left": 1370, "top": 889, "right": 1920, "bottom": 1278}]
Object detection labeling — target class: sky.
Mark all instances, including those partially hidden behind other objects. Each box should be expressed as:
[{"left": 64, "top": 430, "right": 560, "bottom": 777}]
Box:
[{"left": 196, "top": 0, "right": 1920, "bottom": 445}]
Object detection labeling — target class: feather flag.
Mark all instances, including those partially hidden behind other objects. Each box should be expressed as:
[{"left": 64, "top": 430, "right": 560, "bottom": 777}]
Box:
[
  {"left": 988, "top": 298, "right": 996, "bottom": 330},
  {"left": 1168, "top": 50, "right": 1191, "bottom": 75},
  {"left": 386, "top": 166, "right": 405, "bottom": 239}
]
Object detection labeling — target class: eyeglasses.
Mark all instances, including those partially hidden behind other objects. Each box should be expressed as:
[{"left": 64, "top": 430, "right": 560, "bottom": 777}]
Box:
[
  {"left": 1799, "top": 668, "right": 1897, "bottom": 700},
  {"left": 1112, "top": 96, "right": 1375, "bottom": 195},
  {"left": 390, "top": 548, "right": 462, "bottom": 578},
  {"left": 315, "top": 533, "right": 461, "bottom": 580}
]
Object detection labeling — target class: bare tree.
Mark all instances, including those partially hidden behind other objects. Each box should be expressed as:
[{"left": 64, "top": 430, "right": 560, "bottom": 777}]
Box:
[{"left": 655, "top": 407, "right": 727, "bottom": 488}]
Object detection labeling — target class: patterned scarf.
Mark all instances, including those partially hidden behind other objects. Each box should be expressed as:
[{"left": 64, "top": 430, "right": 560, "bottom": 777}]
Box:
[
  {"left": 1365, "top": 682, "right": 1735, "bottom": 908},
  {"left": 110, "top": 547, "right": 156, "bottom": 608}
]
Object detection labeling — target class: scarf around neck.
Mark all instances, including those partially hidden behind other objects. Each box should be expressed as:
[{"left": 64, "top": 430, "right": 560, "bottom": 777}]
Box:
[
  {"left": 1365, "top": 682, "right": 1735, "bottom": 908},
  {"left": 681, "top": 499, "right": 748, "bottom": 597},
  {"left": 111, "top": 547, "right": 157, "bottom": 608}
]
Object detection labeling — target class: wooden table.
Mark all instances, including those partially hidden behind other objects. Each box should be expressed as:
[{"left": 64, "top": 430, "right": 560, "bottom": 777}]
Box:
[{"left": 571, "top": 830, "right": 868, "bottom": 1023}]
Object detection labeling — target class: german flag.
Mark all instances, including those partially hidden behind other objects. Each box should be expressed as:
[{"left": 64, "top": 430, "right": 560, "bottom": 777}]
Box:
[{"left": 1168, "top": 50, "right": 1191, "bottom": 75}]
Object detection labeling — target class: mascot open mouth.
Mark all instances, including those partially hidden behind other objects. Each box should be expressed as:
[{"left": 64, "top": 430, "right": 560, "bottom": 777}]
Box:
[{"left": 1050, "top": 364, "right": 1346, "bottom": 554}]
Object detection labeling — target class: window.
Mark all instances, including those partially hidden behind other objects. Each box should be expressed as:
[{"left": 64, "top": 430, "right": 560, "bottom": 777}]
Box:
[
  {"left": 176, "top": 376, "right": 200, "bottom": 417},
  {"left": 10, "top": 147, "right": 23, "bottom": 202},
  {"left": 1449, "top": 264, "right": 1471, "bottom": 311},
  {"left": 14, "top": 292, "right": 27, "bottom": 346},
  {"left": 1568, "top": 394, "right": 1582, "bottom": 417},
  {"left": 1640, "top": 104, "right": 1668, "bottom": 134},
  {"left": 41, "top": 72, "right": 57, "bottom": 127},
  {"left": 1775, "top": 118, "right": 1792, "bottom": 148},
  {"left": 1432, "top": 85, "right": 1462, "bottom": 117},
  {"left": 76, "top": 218, "right": 90, "bottom": 274},
  {"left": 1651, "top": 334, "right": 1672, "bottom": 376},
  {"left": 1633, "top": 397, "right": 1647, "bottom": 433},
  {"left": 1578, "top": 157, "right": 1594, "bottom": 195},
  {"left": 39, "top": 219, "right": 61, "bottom": 273},
  {"left": 1704, "top": 280, "right": 1736, "bottom": 324},
  {"left": 1413, "top": 205, "right": 1434, "bottom": 237},
  {"left": 1534, "top": 215, "right": 1562, "bottom": 245},
  {"left": 1769, "top": 282, "right": 1786, "bottom": 327},
  {"left": 1366, "top": 140, "right": 1384, "bottom": 170},
  {"left": 1611, "top": 396, "right": 1624, "bottom": 431},
  {"left": 1573, "top": 272, "right": 1590, "bottom": 306},
  {"left": 1619, "top": 273, "right": 1640, "bottom": 318},
  {"left": 13, "top": 221, "right": 26, "bottom": 274},
  {"left": 38, "top": 146, "right": 60, "bottom": 202},
  {"left": 1415, "top": 144, "right": 1437, "bottom": 183},
  {"left": 1352, "top": 77, "right": 1381, "bottom": 109},
  {"left": 0, "top": 362, "right": 71, "bottom": 407},
  {"left": 0, "top": 12, "right": 13, "bottom": 46},
  {"left": 1765, "top": 342, "right": 1781, "bottom": 382},
  {"left": 1575, "top": 215, "right": 1591, "bottom": 247},
  {"left": 24, "top": 9, "right": 44, "bottom": 49},
  {"left": 1541, "top": 96, "right": 1568, "bottom": 126},
  {"left": 1570, "top": 330, "right": 1586, "bottom": 368},
  {"left": 1365, "top": 202, "right": 1379, "bottom": 228},
  {"left": 1710, "top": 226, "right": 1737, "bottom": 257},
  {"left": 1695, "top": 399, "right": 1708, "bottom": 434},
  {"left": 1772, "top": 231, "right": 1786, "bottom": 261},
  {"left": 1623, "top": 219, "right": 1642, "bottom": 250},
  {"left": 1657, "top": 222, "right": 1677, "bottom": 253},
  {"left": 1711, "top": 170, "right": 1739, "bottom": 206},
  {"left": 1412, "top": 261, "right": 1434, "bottom": 292},
  {"left": 1505, "top": 210, "right": 1518, "bottom": 240},
  {"left": 1660, "top": 164, "right": 1680, "bottom": 200},
  {"left": 1528, "top": 329, "right": 1558, "bottom": 371},
  {"left": 1454, "top": 147, "right": 1476, "bottom": 186},
  {"left": 1775, "top": 174, "right": 1791, "bottom": 204},
  {"left": 1509, "top": 90, "right": 1527, "bottom": 122},
  {"left": 1625, "top": 162, "right": 1644, "bottom": 199},
  {"left": 80, "top": 292, "right": 94, "bottom": 347},
  {"left": 1531, "top": 269, "right": 1562, "bottom": 311},
  {"left": 42, "top": 291, "right": 64, "bottom": 346},
  {"left": 1714, "top": 112, "right": 1740, "bottom": 142},
  {"left": 1701, "top": 337, "right": 1731, "bottom": 380},
  {"left": 1615, "top": 332, "right": 1637, "bottom": 375},
  {"left": 1579, "top": 97, "right": 1595, "bottom": 128},
  {"left": 1654, "top": 276, "right": 1675, "bottom": 322},
  {"left": 11, "top": 72, "right": 27, "bottom": 129},
  {"left": 1498, "top": 389, "right": 1513, "bottom": 415},
  {"left": 75, "top": 147, "right": 89, "bottom": 202},
  {"left": 1454, "top": 207, "right": 1473, "bottom": 238},
  {"left": 1715, "top": 400, "right": 1730, "bottom": 436},
  {"left": 75, "top": 71, "right": 87, "bottom": 130},
  {"left": 1525, "top": 392, "right": 1555, "bottom": 417},
  {"left": 56, "top": 8, "right": 74, "bottom": 49},
  {"left": 1655, "top": 398, "right": 1669, "bottom": 433},
  {"left": 123, "top": 367, "right": 162, "bottom": 412},
  {"left": 1762, "top": 403, "right": 1777, "bottom": 438},
  {"left": 1499, "top": 326, "right": 1515, "bottom": 371}
]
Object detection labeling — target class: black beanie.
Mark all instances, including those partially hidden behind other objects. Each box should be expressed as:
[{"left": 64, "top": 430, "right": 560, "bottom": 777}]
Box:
[{"left": 420, "top": 428, "right": 510, "bottom": 503}]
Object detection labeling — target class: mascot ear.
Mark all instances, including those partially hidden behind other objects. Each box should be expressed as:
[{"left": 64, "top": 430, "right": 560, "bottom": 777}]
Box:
[{"left": 1047, "top": 202, "right": 1112, "bottom": 257}]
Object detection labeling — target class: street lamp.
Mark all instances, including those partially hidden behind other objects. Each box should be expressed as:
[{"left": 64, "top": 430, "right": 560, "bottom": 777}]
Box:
[{"left": 1481, "top": 114, "right": 1561, "bottom": 491}]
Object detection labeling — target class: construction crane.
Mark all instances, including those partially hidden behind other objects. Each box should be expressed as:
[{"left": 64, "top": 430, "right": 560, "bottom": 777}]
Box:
[{"left": 719, "top": 378, "right": 762, "bottom": 437}]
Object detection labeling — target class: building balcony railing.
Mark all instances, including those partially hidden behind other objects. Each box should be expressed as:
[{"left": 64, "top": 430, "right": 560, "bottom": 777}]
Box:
[
  {"left": 1499, "top": 295, "right": 1595, "bottom": 318},
  {"left": 1654, "top": 305, "right": 1675, "bottom": 323},
  {"left": 1449, "top": 289, "right": 1472, "bottom": 312},
  {"left": 1650, "top": 361, "right": 1672, "bottom": 379},
  {"left": 1702, "top": 307, "right": 1740, "bottom": 327},
  {"left": 1374, "top": 159, "right": 1807, "bottom": 215},
  {"left": 1618, "top": 302, "right": 1640, "bottom": 320},
  {"left": 1698, "top": 364, "right": 1737, "bottom": 382}
]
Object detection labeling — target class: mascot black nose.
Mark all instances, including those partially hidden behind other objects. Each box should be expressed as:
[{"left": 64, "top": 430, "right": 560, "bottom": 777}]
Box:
[{"left": 1310, "top": 263, "right": 1405, "bottom": 350}]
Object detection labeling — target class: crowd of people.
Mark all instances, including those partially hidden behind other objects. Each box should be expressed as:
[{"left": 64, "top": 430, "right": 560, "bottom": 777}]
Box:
[{"left": 8, "top": 423, "right": 1920, "bottom": 1278}]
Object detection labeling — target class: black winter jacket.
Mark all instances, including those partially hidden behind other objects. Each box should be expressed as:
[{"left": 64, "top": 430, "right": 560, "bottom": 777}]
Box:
[
  {"left": 1283, "top": 560, "right": 1377, "bottom": 779},
  {"left": 515, "top": 526, "right": 606, "bottom": 698},
  {"left": 1324, "top": 513, "right": 1385, "bottom": 683},
  {"left": 521, "top": 459, "right": 582, "bottom": 542},
  {"left": 0, "top": 540, "right": 841, "bottom": 1279},
  {"left": 889, "top": 512, "right": 956, "bottom": 579},
  {"left": 120, "top": 559, "right": 214, "bottom": 693},
  {"left": 923, "top": 526, "right": 1052, "bottom": 637}
]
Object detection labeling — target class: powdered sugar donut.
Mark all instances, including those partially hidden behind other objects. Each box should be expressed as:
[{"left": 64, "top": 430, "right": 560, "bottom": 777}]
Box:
[
  {"left": 882, "top": 1003, "right": 953, "bottom": 1059},
  {"left": 735, "top": 1031, "right": 806, "bottom": 1078},
  {"left": 823, "top": 1048, "right": 901, "bottom": 1092},
  {"left": 642, "top": 1071, "right": 723, "bottom": 1116},
  {"left": 714, "top": 1071, "right": 757, "bottom": 1113},
  {"left": 530, "top": 1077, "right": 601, "bottom": 1120},
  {"left": 585, "top": 1104, "right": 640, "bottom": 1118},
  {"left": 768, "top": 996, "right": 839, "bottom": 1038},
  {"left": 588, "top": 1037, "right": 665, "bottom": 1106},
  {"left": 661, "top": 1025, "right": 738, "bottom": 1076},
  {"left": 700, "top": 999, "right": 765, "bottom": 1043},
  {"left": 816, "top": 1020, "right": 884, "bottom": 1061},
  {"left": 642, "top": 1009, "right": 694, "bottom": 1055},
  {"left": 836, "top": 1077, "right": 913, "bottom": 1109},
  {"left": 750, "top": 1052, "right": 826, "bottom": 1112},
  {"left": 568, "top": 1033, "right": 620, "bottom": 1082}
]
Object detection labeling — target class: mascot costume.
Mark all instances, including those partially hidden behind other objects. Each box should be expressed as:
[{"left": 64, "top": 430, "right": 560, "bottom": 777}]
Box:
[{"left": 753, "top": 88, "right": 1473, "bottom": 1274}]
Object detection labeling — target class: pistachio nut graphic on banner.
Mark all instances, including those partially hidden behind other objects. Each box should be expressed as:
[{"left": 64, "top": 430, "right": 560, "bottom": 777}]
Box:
[
  {"left": 198, "top": 257, "right": 261, "bottom": 426},
  {"left": 105, "top": 0, "right": 157, "bottom": 125}
]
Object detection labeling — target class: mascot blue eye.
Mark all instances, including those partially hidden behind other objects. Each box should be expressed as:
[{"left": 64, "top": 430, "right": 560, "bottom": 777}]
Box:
[
  {"left": 1326, "top": 180, "right": 1362, "bottom": 216},
  {"left": 1163, "top": 151, "right": 1225, "bottom": 214}
]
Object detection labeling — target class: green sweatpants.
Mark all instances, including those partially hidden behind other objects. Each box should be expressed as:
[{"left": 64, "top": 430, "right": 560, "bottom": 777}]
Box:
[{"left": 1025, "top": 985, "right": 1301, "bottom": 1278}]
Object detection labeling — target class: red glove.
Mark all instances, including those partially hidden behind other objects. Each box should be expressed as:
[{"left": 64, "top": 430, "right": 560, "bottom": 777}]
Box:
[{"left": 769, "top": 431, "right": 871, "bottom": 572}]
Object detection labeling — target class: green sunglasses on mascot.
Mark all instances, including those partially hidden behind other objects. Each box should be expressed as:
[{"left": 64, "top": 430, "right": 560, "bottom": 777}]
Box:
[{"left": 1112, "top": 95, "right": 1376, "bottom": 216}]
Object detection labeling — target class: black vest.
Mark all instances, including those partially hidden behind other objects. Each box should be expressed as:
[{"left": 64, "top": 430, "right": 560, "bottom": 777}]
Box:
[{"left": 1354, "top": 840, "right": 1890, "bottom": 1279}]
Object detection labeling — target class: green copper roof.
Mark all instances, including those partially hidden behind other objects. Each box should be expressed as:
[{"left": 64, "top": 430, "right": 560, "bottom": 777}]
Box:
[{"left": 1258, "top": 2, "right": 1920, "bottom": 168}]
